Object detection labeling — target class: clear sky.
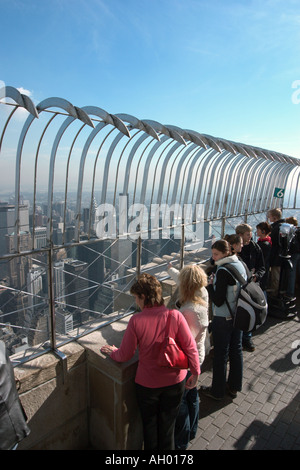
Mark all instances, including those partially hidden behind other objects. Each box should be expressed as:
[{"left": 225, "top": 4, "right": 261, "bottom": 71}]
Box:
[{"left": 1, "top": 0, "right": 300, "bottom": 158}]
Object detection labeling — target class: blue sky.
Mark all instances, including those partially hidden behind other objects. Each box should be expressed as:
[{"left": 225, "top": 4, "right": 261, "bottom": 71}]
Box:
[{"left": 1, "top": 0, "right": 300, "bottom": 158}]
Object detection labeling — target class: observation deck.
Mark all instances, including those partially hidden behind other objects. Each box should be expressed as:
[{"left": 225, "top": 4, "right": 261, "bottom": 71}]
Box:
[{"left": 0, "top": 86, "right": 299, "bottom": 450}]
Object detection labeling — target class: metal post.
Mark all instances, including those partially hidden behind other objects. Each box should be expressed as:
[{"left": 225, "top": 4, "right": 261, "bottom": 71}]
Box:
[
  {"left": 136, "top": 236, "right": 142, "bottom": 278},
  {"left": 47, "top": 247, "right": 56, "bottom": 350},
  {"left": 180, "top": 224, "right": 185, "bottom": 269},
  {"left": 221, "top": 217, "right": 226, "bottom": 238}
]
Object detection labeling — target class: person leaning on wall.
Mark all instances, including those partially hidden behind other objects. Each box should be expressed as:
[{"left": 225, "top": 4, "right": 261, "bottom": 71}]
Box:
[{"left": 101, "top": 273, "right": 200, "bottom": 451}]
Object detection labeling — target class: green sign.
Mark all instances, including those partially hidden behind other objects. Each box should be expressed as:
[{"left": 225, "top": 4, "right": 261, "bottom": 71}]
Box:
[{"left": 273, "top": 187, "right": 285, "bottom": 198}]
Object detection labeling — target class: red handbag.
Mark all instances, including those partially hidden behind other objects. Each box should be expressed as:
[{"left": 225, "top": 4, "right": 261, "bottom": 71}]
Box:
[{"left": 157, "top": 310, "right": 189, "bottom": 369}]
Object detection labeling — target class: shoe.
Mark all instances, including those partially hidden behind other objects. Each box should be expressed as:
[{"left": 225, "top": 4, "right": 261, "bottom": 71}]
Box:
[
  {"left": 200, "top": 386, "right": 223, "bottom": 401},
  {"left": 242, "top": 339, "right": 255, "bottom": 352},
  {"left": 226, "top": 386, "right": 237, "bottom": 398}
]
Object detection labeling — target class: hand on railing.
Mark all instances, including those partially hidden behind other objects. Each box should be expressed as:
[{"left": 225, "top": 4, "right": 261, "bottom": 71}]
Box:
[{"left": 101, "top": 344, "right": 118, "bottom": 355}]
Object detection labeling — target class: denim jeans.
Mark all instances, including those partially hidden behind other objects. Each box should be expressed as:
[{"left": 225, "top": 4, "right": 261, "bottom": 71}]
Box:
[
  {"left": 211, "top": 316, "right": 243, "bottom": 398},
  {"left": 174, "top": 371, "right": 199, "bottom": 449},
  {"left": 135, "top": 379, "right": 185, "bottom": 450}
]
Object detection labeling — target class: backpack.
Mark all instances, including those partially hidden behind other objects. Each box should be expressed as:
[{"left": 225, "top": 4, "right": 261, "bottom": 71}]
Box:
[
  {"left": 221, "top": 263, "right": 268, "bottom": 333},
  {"left": 289, "top": 226, "right": 300, "bottom": 255}
]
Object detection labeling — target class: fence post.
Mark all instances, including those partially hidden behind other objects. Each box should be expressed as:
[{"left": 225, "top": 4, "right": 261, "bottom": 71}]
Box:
[{"left": 47, "top": 247, "right": 56, "bottom": 350}]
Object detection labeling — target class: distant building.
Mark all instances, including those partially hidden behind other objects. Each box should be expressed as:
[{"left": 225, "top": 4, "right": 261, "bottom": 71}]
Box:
[{"left": 0, "top": 202, "right": 29, "bottom": 256}]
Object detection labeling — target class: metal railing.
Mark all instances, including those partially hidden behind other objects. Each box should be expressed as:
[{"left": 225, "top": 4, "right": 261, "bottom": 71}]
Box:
[{"left": 1, "top": 85, "right": 299, "bottom": 365}]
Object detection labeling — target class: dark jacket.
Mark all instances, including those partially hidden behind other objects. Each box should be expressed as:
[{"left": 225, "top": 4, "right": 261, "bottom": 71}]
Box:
[
  {"left": 0, "top": 341, "right": 30, "bottom": 450},
  {"left": 239, "top": 240, "right": 265, "bottom": 284},
  {"left": 257, "top": 237, "right": 272, "bottom": 290},
  {"left": 269, "top": 219, "right": 285, "bottom": 266}
]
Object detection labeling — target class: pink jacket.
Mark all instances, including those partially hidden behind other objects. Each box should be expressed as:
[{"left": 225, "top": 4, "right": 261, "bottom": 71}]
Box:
[{"left": 110, "top": 305, "right": 200, "bottom": 388}]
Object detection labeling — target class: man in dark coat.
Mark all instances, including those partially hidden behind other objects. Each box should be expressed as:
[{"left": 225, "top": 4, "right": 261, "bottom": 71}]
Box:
[
  {"left": 267, "top": 208, "right": 285, "bottom": 295},
  {"left": 236, "top": 224, "right": 265, "bottom": 352}
]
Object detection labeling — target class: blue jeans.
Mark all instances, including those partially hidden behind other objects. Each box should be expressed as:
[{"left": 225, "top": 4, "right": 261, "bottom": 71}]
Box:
[
  {"left": 174, "top": 371, "right": 199, "bottom": 449},
  {"left": 211, "top": 316, "right": 243, "bottom": 398}
]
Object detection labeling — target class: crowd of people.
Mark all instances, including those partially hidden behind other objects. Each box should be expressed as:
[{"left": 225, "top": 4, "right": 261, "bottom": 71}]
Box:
[{"left": 100, "top": 208, "right": 299, "bottom": 451}]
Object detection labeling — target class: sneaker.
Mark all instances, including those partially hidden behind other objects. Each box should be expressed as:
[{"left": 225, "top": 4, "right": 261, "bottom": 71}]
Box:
[
  {"left": 200, "top": 386, "right": 223, "bottom": 401},
  {"left": 242, "top": 339, "right": 255, "bottom": 352},
  {"left": 226, "top": 386, "right": 237, "bottom": 398}
]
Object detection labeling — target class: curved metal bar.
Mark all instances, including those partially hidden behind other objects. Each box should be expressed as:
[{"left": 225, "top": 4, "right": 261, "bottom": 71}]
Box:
[
  {"left": 193, "top": 148, "right": 218, "bottom": 209},
  {"left": 154, "top": 142, "right": 184, "bottom": 206},
  {"left": 84, "top": 107, "right": 130, "bottom": 137},
  {"left": 122, "top": 133, "right": 154, "bottom": 198},
  {"left": 113, "top": 129, "right": 142, "bottom": 206},
  {"left": 32, "top": 113, "right": 58, "bottom": 249},
  {"left": 203, "top": 150, "right": 231, "bottom": 220},
  {"left": 74, "top": 104, "right": 131, "bottom": 240},
  {"left": 168, "top": 144, "right": 197, "bottom": 206},
  {"left": 256, "top": 161, "right": 282, "bottom": 213},
  {"left": 142, "top": 119, "right": 187, "bottom": 146},
  {"left": 185, "top": 130, "right": 221, "bottom": 153},
  {"left": 219, "top": 154, "right": 248, "bottom": 218},
  {"left": 115, "top": 113, "right": 159, "bottom": 141},
  {"left": 14, "top": 97, "right": 95, "bottom": 251},
  {"left": 74, "top": 104, "right": 130, "bottom": 241},
  {"left": 210, "top": 152, "right": 238, "bottom": 219},
  {"left": 63, "top": 123, "right": 86, "bottom": 244},
  {"left": 245, "top": 160, "right": 277, "bottom": 215},
  {"left": 294, "top": 169, "right": 300, "bottom": 208},
  {"left": 165, "top": 125, "right": 207, "bottom": 150},
  {"left": 0, "top": 85, "right": 39, "bottom": 118},
  {"left": 173, "top": 144, "right": 200, "bottom": 206},
  {"left": 245, "top": 159, "right": 271, "bottom": 215},
  {"left": 0, "top": 106, "right": 19, "bottom": 153},
  {"left": 132, "top": 137, "right": 158, "bottom": 205},
  {"left": 233, "top": 157, "right": 259, "bottom": 216},
  {"left": 139, "top": 136, "right": 171, "bottom": 206},
  {"left": 100, "top": 131, "right": 129, "bottom": 205},
  {"left": 46, "top": 115, "right": 76, "bottom": 243},
  {"left": 182, "top": 147, "right": 206, "bottom": 205},
  {"left": 88, "top": 128, "right": 117, "bottom": 237}
]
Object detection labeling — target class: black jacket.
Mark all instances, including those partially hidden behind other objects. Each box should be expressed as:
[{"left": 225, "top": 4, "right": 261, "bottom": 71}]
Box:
[
  {"left": 269, "top": 219, "right": 285, "bottom": 266},
  {"left": 239, "top": 240, "right": 265, "bottom": 284}
]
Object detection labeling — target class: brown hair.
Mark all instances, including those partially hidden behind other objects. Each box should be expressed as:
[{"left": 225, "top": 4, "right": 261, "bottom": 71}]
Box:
[
  {"left": 178, "top": 264, "right": 207, "bottom": 305},
  {"left": 285, "top": 216, "right": 298, "bottom": 227},
  {"left": 211, "top": 239, "right": 231, "bottom": 256},
  {"left": 130, "top": 273, "right": 164, "bottom": 307},
  {"left": 224, "top": 233, "right": 242, "bottom": 245},
  {"left": 256, "top": 222, "right": 271, "bottom": 234}
]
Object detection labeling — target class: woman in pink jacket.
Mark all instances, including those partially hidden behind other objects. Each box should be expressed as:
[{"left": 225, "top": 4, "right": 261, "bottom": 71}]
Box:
[{"left": 101, "top": 273, "right": 200, "bottom": 450}]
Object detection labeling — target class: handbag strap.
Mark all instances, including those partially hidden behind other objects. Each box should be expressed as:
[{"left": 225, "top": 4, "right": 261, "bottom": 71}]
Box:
[{"left": 165, "top": 309, "right": 174, "bottom": 336}]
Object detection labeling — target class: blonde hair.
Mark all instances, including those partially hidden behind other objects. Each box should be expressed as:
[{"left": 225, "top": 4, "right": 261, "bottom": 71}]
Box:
[
  {"left": 235, "top": 223, "right": 252, "bottom": 235},
  {"left": 267, "top": 208, "right": 282, "bottom": 220},
  {"left": 178, "top": 264, "right": 207, "bottom": 305}
]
